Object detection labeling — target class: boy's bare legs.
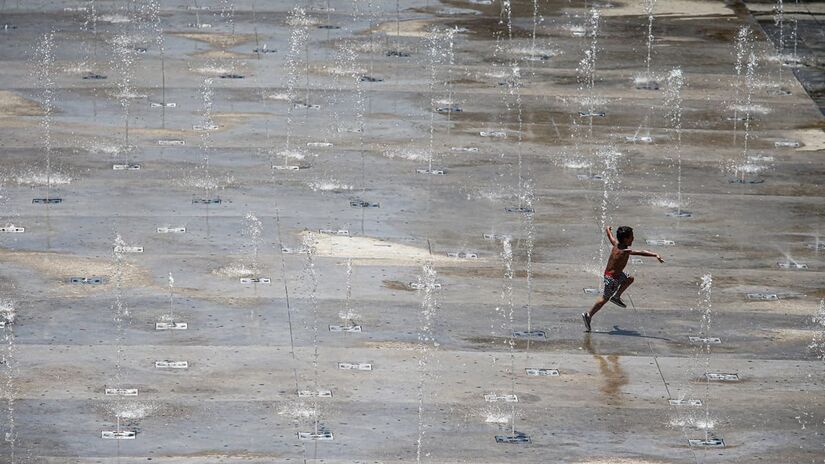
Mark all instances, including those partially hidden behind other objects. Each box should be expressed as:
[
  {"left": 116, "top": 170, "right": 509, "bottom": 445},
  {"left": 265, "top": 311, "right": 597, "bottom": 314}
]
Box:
[
  {"left": 614, "top": 276, "right": 635, "bottom": 299},
  {"left": 583, "top": 297, "right": 606, "bottom": 332},
  {"left": 588, "top": 297, "right": 607, "bottom": 318}
]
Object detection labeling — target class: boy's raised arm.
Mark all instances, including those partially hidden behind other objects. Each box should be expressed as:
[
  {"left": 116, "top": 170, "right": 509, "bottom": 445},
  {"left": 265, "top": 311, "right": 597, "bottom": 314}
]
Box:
[
  {"left": 628, "top": 249, "right": 665, "bottom": 263},
  {"left": 606, "top": 226, "right": 618, "bottom": 246}
]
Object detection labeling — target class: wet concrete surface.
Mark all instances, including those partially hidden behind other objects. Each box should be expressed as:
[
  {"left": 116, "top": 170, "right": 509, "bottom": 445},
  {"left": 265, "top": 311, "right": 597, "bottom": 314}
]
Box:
[{"left": 0, "top": 0, "right": 823, "bottom": 463}]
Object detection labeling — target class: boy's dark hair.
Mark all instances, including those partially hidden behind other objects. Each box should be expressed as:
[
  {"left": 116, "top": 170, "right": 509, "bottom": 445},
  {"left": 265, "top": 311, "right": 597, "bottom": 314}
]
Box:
[{"left": 616, "top": 226, "right": 633, "bottom": 243}]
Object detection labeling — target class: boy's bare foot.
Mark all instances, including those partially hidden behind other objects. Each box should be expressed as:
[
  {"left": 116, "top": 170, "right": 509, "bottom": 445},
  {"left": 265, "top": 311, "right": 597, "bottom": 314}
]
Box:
[
  {"left": 610, "top": 296, "right": 627, "bottom": 308},
  {"left": 581, "top": 312, "right": 591, "bottom": 332}
]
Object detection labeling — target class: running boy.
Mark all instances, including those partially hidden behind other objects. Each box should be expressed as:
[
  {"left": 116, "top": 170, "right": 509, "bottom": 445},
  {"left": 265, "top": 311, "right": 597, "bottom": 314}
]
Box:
[{"left": 582, "top": 226, "right": 665, "bottom": 332}]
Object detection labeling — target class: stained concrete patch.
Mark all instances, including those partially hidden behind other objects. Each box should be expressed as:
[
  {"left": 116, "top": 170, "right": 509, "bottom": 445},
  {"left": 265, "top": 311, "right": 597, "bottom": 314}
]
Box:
[
  {"left": 172, "top": 32, "right": 257, "bottom": 49},
  {"left": 0, "top": 248, "right": 153, "bottom": 295},
  {"left": 0, "top": 90, "right": 46, "bottom": 117}
]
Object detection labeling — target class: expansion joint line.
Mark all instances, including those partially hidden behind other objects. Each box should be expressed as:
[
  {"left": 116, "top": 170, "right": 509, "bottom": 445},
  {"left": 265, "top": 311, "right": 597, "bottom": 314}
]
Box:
[
  {"left": 275, "top": 210, "right": 310, "bottom": 461},
  {"left": 627, "top": 295, "right": 700, "bottom": 464}
]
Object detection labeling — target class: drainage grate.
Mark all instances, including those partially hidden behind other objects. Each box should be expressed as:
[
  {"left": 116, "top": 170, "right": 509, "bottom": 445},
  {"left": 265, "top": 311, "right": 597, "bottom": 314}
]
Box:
[
  {"left": 576, "top": 174, "right": 604, "bottom": 181},
  {"left": 281, "top": 246, "right": 309, "bottom": 254},
  {"left": 219, "top": 74, "right": 245, "bottom": 79},
  {"left": 505, "top": 207, "right": 533, "bottom": 213},
  {"left": 113, "top": 246, "right": 143, "bottom": 253},
  {"left": 436, "top": 106, "right": 462, "bottom": 113},
  {"left": 318, "top": 24, "right": 340, "bottom": 29},
  {"left": 645, "top": 239, "right": 675, "bottom": 246},
  {"left": 338, "top": 362, "right": 372, "bottom": 371},
  {"left": 193, "top": 124, "right": 219, "bottom": 132},
  {"left": 83, "top": 73, "right": 107, "bottom": 80},
  {"left": 32, "top": 198, "right": 62, "bottom": 204},
  {"left": 155, "top": 360, "right": 188, "bottom": 369},
  {"left": 746, "top": 293, "right": 778, "bottom": 301},
  {"left": 150, "top": 102, "right": 176, "bottom": 108},
  {"left": 192, "top": 198, "right": 222, "bottom": 204},
  {"left": 240, "top": 277, "right": 272, "bottom": 284},
  {"left": 0, "top": 226, "right": 24, "bottom": 233},
  {"left": 101, "top": 431, "right": 136, "bottom": 440},
  {"left": 105, "top": 388, "right": 138, "bottom": 396},
  {"left": 767, "top": 88, "right": 792, "bottom": 96},
  {"left": 329, "top": 325, "right": 361, "bottom": 333},
  {"left": 156, "top": 322, "right": 187, "bottom": 330},
  {"left": 484, "top": 393, "right": 518, "bottom": 403},
  {"left": 729, "top": 178, "right": 764, "bottom": 184},
  {"left": 157, "top": 227, "right": 186, "bottom": 234},
  {"left": 447, "top": 252, "right": 478, "bottom": 259},
  {"left": 319, "top": 229, "right": 349, "bottom": 236},
  {"left": 69, "top": 276, "right": 104, "bottom": 285},
  {"left": 273, "top": 164, "right": 303, "bottom": 171},
  {"left": 409, "top": 282, "right": 442, "bottom": 290},
  {"left": 777, "top": 262, "right": 807, "bottom": 270},
  {"left": 158, "top": 139, "right": 185, "bottom": 145},
  {"left": 298, "top": 431, "right": 334, "bottom": 440},
  {"left": 666, "top": 210, "right": 692, "bottom": 218},
  {"left": 416, "top": 168, "right": 446, "bottom": 175},
  {"left": 705, "top": 373, "right": 739, "bottom": 382},
  {"left": 525, "top": 368, "right": 559, "bottom": 377},
  {"left": 350, "top": 199, "right": 380, "bottom": 208},
  {"left": 625, "top": 135, "right": 653, "bottom": 143},
  {"left": 112, "top": 163, "right": 141, "bottom": 170},
  {"left": 253, "top": 46, "right": 277, "bottom": 53},
  {"left": 775, "top": 140, "right": 800, "bottom": 148},
  {"left": 359, "top": 75, "right": 383, "bottom": 82},
  {"left": 578, "top": 111, "right": 606, "bottom": 117},
  {"left": 451, "top": 146, "right": 479, "bottom": 152},
  {"left": 479, "top": 131, "right": 507, "bottom": 138},
  {"left": 495, "top": 433, "right": 530, "bottom": 444},
  {"left": 688, "top": 438, "right": 725, "bottom": 448},
  {"left": 483, "top": 233, "right": 512, "bottom": 241},
  {"left": 669, "top": 399, "right": 702, "bottom": 406},
  {"left": 513, "top": 330, "right": 545, "bottom": 340},
  {"left": 635, "top": 80, "right": 659, "bottom": 90},
  {"left": 498, "top": 80, "right": 524, "bottom": 88},
  {"left": 294, "top": 103, "right": 320, "bottom": 110},
  {"left": 689, "top": 336, "right": 721, "bottom": 344},
  {"left": 298, "top": 389, "right": 332, "bottom": 398}
]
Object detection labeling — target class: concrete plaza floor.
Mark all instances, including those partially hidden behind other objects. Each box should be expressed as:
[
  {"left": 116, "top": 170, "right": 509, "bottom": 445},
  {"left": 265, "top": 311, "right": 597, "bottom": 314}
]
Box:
[{"left": 0, "top": 0, "right": 823, "bottom": 462}]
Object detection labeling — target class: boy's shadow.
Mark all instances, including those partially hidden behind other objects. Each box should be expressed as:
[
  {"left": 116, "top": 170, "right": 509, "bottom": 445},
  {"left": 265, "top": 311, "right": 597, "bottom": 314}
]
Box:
[{"left": 590, "top": 325, "right": 670, "bottom": 341}]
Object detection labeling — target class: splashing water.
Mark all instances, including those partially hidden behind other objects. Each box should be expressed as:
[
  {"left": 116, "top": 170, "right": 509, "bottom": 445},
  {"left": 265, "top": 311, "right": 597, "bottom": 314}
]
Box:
[
  {"left": 810, "top": 299, "right": 825, "bottom": 361},
  {"left": 416, "top": 264, "right": 440, "bottom": 463},
  {"left": 167, "top": 272, "right": 175, "bottom": 320},
  {"left": 33, "top": 32, "right": 56, "bottom": 200},
  {"left": 664, "top": 68, "right": 685, "bottom": 216},
  {"left": 698, "top": 274, "right": 714, "bottom": 441},
  {"left": 596, "top": 147, "right": 623, "bottom": 268},
  {"left": 339, "top": 259, "right": 358, "bottom": 322},
  {"left": 731, "top": 26, "right": 753, "bottom": 145},
  {"left": 643, "top": 0, "right": 656, "bottom": 77},
  {"left": 282, "top": 8, "right": 311, "bottom": 156},
  {"left": 244, "top": 213, "right": 263, "bottom": 271},
  {"left": 1, "top": 299, "right": 18, "bottom": 463},
  {"left": 300, "top": 232, "right": 322, "bottom": 435}
]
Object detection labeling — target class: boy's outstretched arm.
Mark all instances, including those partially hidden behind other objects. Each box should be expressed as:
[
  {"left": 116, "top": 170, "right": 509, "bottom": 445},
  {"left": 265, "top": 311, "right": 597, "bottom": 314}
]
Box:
[
  {"left": 606, "top": 226, "right": 618, "bottom": 246},
  {"left": 628, "top": 249, "right": 665, "bottom": 263}
]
